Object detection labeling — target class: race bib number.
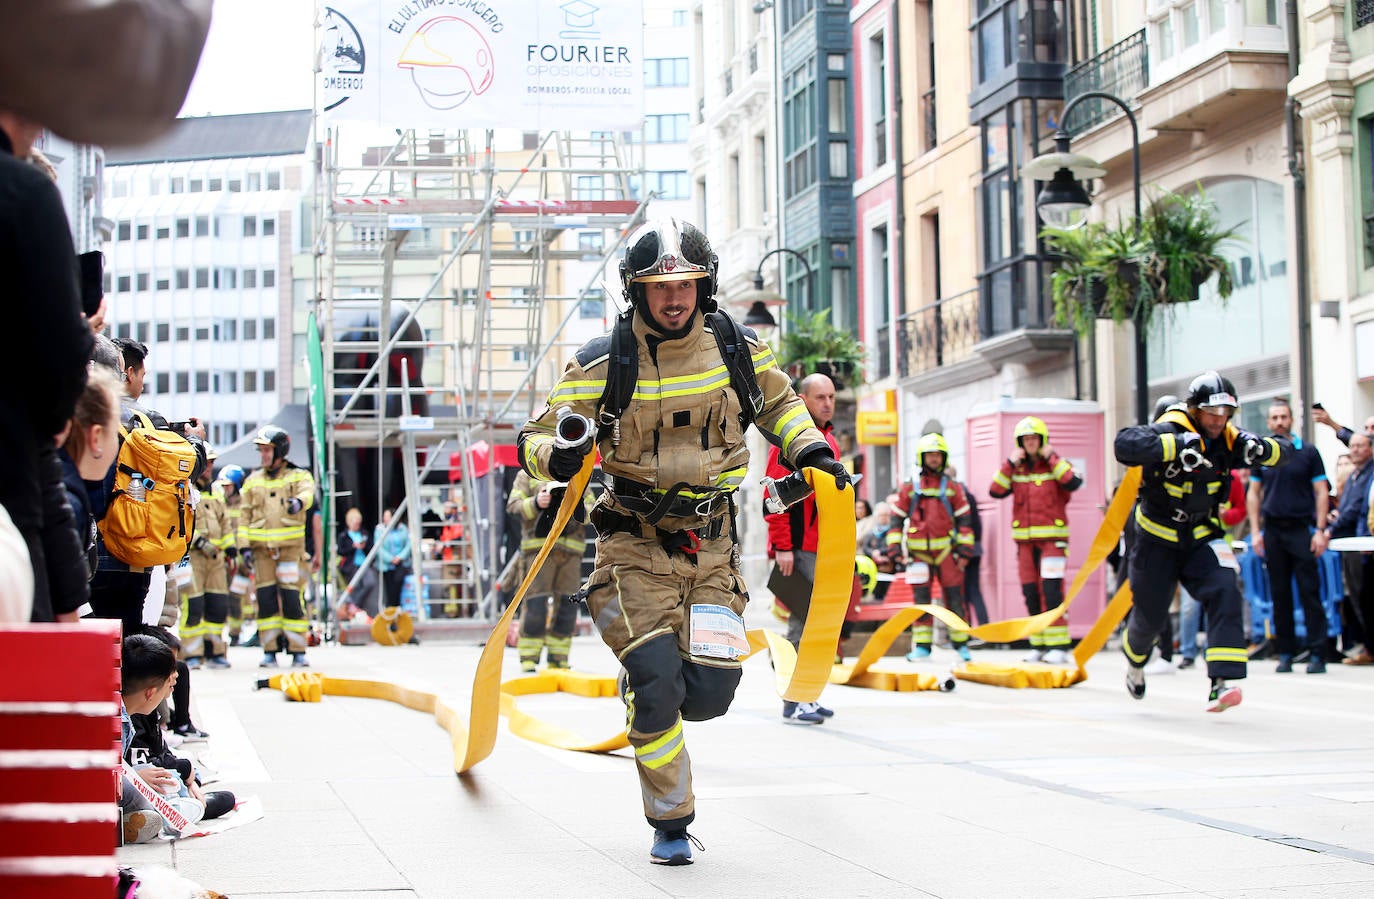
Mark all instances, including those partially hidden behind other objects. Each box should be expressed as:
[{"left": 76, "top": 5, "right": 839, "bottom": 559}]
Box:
[
  {"left": 173, "top": 560, "right": 193, "bottom": 587},
  {"left": 277, "top": 560, "right": 301, "bottom": 585},
  {"left": 1040, "top": 555, "right": 1067, "bottom": 580},
  {"left": 688, "top": 603, "right": 749, "bottom": 660},
  {"left": 1210, "top": 540, "right": 1239, "bottom": 571},
  {"left": 905, "top": 562, "right": 930, "bottom": 585},
  {"left": 230, "top": 574, "right": 251, "bottom": 595}
]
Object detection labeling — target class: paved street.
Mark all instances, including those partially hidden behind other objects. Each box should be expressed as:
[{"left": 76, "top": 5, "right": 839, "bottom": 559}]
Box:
[{"left": 120, "top": 602, "right": 1374, "bottom": 898}]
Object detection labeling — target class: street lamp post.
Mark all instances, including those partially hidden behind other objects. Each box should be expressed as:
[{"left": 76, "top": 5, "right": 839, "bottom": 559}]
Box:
[
  {"left": 734, "top": 246, "right": 815, "bottom": 332},
  {"left": 1026, "top": 91, "right": 1148, "bottom": 424}
]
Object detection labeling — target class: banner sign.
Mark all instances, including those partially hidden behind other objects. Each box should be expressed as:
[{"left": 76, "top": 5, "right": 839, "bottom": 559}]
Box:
[{"left": 320, "top": 0, "right": 645, "bottom": 130}]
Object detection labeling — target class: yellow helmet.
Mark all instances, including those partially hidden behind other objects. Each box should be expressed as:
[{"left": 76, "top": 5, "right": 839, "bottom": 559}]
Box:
[
  {"left": 855, "top": 554, "right": 878, "bottom": 595},
  {"left": 1013, "top": 416, "right": 1049, "bottom": 444},
  {"left": 916, "top": 432, "right": 949, "bottom": 457}
]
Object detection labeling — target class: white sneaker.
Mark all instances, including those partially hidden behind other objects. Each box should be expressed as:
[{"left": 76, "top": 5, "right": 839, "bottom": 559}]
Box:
[
  {"left": 1022, "top": 648, "right": 1046, "bottom": 663},
  {"left": 1041, "top": 649, "right": 1071, "bottom": 665},
  {"left": 1143, "top": 657, "right": 1176, "bottom": 675}
]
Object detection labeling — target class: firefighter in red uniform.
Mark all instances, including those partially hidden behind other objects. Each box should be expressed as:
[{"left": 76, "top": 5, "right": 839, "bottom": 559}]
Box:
[
  {"left": 989, "top": 416, "right": 1083, "bottom": 664},
  {"left": 893, "top": 433, "right": 975, "bottom": 661}
]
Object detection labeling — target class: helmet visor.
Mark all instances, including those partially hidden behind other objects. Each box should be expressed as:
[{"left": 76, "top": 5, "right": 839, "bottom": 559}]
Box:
[
  {"left": 1197, "top": 404, "right": 1236, "bottom": 419},
  {"left": 625, "top": 224, "right": 711, "bottom": 283}
]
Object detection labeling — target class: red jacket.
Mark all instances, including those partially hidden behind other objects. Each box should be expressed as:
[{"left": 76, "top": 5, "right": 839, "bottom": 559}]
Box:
[
  {"left": 988, "top": 450, "right": 1082, "bottom": 541},
  {"left": 765, "top": 422, "right": 838, "bottom": 555},
  {"left": 894, "top": 473, "right": 974, "bottom": 558}
]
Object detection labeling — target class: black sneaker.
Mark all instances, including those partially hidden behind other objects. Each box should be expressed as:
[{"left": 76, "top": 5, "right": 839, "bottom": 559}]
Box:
[
  {"left": 1276, "top": 655, "right": 1294, "bottom": 673},
  {"left": 202, "top": 790, "right": 236, "bottom": 819},
  {"left": 649, "top": 828, "right": 701, "bottom": 865},
  {"left": 1207, "top": 681, "right": 1242, "bottom": 713},
  {"left": 172, "top": 723, "right": 210, "bottom": 742},
  {"left": 1307, "top": 656, "right": 1327, "bottom": 674},
  {"left": 782, "top": 701, "right": 824, "bottom": 725},
  {"left": 1125, "top": 665, "right": 1146, "bottom": 700},
  {"left": 290, "top": 653, "right": 310, "bottom": 668},
  {"left": 1177, "top": 656, "right": 1196, "bottom": 670}
]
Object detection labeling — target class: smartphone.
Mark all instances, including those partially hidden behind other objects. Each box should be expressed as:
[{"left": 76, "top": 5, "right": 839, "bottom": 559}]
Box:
[
  {"left": 1313, "top": 402, "right": 1325, "bottom": 411},
  {"left": 77, "top": 251, "right": 104, "bottom": 316}
]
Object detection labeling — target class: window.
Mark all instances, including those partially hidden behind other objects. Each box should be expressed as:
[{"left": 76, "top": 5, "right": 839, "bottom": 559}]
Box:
[
  {"left": 155, "top": 226, "right": 170, "bottom": 239},
  {"left": 222, "top": 371, "right": 237, "bottom": 392},
  {"left": 221, "top": 319, "right": 237, "bottom": 341},
  {"left": 176, "top": 218, "right": 189, "bottom": 238},
  {"left": 244, "top": 319, "right": 257, "bottom": 340},
  {"left": 645, "top": 57, "right": 689, "bottom": 87},
  {"left": 578, "top": 231, "right": 604, "bottom": 254},
  {"left": 176, "top": 269, "right": 189, "bottom": 289},
  {"left": 243, "top": 269, "right": 257, "bottom": 288},
  {"left": 829, "top": 141, "right": 848, "bottom": 179},
  {"left": 176, "top": 372, "right": 189, "bottom": 393},
  {"left": 117, "top": 275, "right": 131, "bottom": 292},
  {"left": 156, "top": 323, "right": 170, "bottom": 342},
  {"left": 869, "top": 32, "right": 888, "bottom": 168},
  {"left": 155, "top": 372, "right": 169, "bottom": 394},
  {"left": 513, "top": 347, "right": 530, "bottom": 363},
  {"left": 727, "top": 153, "right": 741, "bottom": 230},
  {"left": 156, "top": 277, "right": 170, "bottom": 291},
  {"left": 216, "top": 268, "right": 237, "bottom": 289},
  {"left": 115, "top": 322, "right": 131, "bottom": 339},
  {"left": 195, "top": 327, "right": 209, "bottom": 341},
  {"left": 782, "top": 0, "right": 815, "bottom": 33},
  {"left": 170, "top": 177, "right": 184, "bottom": 194},
  {"left": 244, "top": 371, "right": 257, "bottom": 392},
  {"left": 510, "top": 288, "right": 531, "bottom": 308},
  {"left": 263, "top": 370, "right": 276, "bottom": 392},
  {"left": 672, "top": 9, "right": 688, "bottom": 26},
  {"left": 228, "top": 179, "right": 241, "bottom": 192},
  {"left": 644, "top": 113, "right": 690, "bottom": 143},
  {"left": 102, "top": 273, "right": 112, "bottom": 294},
  {"left": 267, "top": 171, "right": 281, "bottom": 190},
  {"left": 756, "top": 135, "right": 769, "bottom": 216},
  {"left": 263, "top": 218, "right": 276, "bottom": 237},
  {"left": 175, "top": 327, "right": 189, "bottom": 341},
  {"left": 135, "top": 273, "right": 149, "bottom": 291},
  {"left": 136, "top": 224, "right": 149, "bottom": 240},
  {"left": 195, "top": 371, "right": 209, "bottom": 393},
  {"left": 189, "top": 179, "right": 203, "bottom": 193},
  {"left": 208, "top": 178, "right": 222, "bottom": 191},
  {"left": 579, "top": 289, "right": 606, "bottom": 319},
  {"left": 243, "top": 216, "right": 257, "bottom": 237},
  {"left": 783, "top": 59, "right": 817, "bottom": 198},
  {"left": 247, "top": 172, "right": 261, "bottom": 191},
  {"left": 263, "top": 270, "right": 276, "bottom": 288},
  {"left": 195, "top": 268, "right": 210, "bottom": 288},
  {"left": 575, "top": 175, "right": 606, "bottom": 200},
  {"left": 263, "top": 318, "right": 276, "bottom": 339},
  {"left": 117, "top": 221, "right": 131, "bottom": 241},
  {"left": 195, "top": 216, "right": 209, "bottom": 237}
]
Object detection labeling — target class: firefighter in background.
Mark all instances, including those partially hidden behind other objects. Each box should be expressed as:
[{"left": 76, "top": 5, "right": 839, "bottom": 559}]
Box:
[
  {"left": 241, "top": 426, "right": 316, "bottom": 669},
  {"left": 1114, "top": 371, "right": 1292, "bottom": 712},
  {"left": 182, "top": 447, "right": 235, "bottom": 669},
  {"left": 507, "top": 469, "right": 591, "bottom": 672},
  {"left": 216, "top": 464, "right": 252, "bottom": 645},
  {"left": 893, "top": 433, "right": 976, "bottom": 661},
  {"left": 989, "top": 416, "right": 1083, "bottom": 665}
]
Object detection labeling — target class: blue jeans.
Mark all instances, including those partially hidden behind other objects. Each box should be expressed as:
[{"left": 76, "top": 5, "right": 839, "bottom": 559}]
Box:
[{"left": 1178, "top": 586, "right": 1204, "bottom": 660}]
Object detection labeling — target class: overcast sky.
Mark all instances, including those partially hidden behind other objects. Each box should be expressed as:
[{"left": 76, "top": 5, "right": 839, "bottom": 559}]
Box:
[{"left": 179, "top": 0, "right": 317, "bottom": 117}]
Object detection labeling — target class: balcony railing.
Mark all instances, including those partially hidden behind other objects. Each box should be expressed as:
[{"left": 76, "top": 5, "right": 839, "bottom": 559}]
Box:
[
  {"left": 895, "top": 288, "right": 981, "bottom": 379},
  {"left": 1062, "top": 29, "right": 1148, "bottom": 135}
]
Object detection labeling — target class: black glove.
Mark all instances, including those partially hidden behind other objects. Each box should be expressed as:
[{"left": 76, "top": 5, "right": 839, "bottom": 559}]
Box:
[
  {"left": 1174, "top": 432, "right": 1209, "bottom": 473},
  {"left": 240, "top": 548, "right": 255, "bottom": 574},
  {"left": 797, "top": 446, "right": 852, "bottom": 491},
  {"left": 225, "top": 546, "right": 237, "bottom": 562},
  {"left": 1241, "top": 434, "right": 1269, "bottom": 467},
  {"left": 547, "top": 445, "right": 589, "bottom": 481},
  {"left": 192, "top": 535, "right": 216, "bottom": 558},
  {"left": 286, "top": 497, "right": 304, "bottom": 515}
]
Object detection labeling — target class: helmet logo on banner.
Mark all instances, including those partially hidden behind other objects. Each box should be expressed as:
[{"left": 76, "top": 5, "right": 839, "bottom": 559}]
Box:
[
  {"left": 397, "top": 16, "right": 495, "bottom": 110},
  {"left": 322, "top": 7, "right": 367, "bottom": 112}
]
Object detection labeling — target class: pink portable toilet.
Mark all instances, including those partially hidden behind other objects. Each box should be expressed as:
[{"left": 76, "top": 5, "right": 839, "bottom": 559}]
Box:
[{"left": 965, "top": 398, "right": 1106, "bottom": 638}]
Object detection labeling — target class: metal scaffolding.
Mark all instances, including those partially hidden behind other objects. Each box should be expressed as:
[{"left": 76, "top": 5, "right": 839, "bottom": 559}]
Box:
[{"left": 314, "top": 128, "right": 647, "bottom": 621}]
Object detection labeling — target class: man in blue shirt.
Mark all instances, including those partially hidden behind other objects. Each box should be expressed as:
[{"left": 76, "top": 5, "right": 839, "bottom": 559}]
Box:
[
  {"left": 1324, "top": 431, "right": 1374, "bottom": 664},
  {"left": 1247, "top": 399, "right": 1330, "bottom": 673}
]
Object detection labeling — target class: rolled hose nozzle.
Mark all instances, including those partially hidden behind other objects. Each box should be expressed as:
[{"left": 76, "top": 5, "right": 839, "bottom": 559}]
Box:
[
  {"left": 553, "top": 405, "right": 595, "bottom": 451},
  {"left": 761, "top": 470, "right": 814, "bottom": 514}
]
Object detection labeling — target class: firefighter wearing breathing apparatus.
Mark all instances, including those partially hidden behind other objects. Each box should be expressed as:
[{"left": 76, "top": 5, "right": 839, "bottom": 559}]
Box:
[
  {"left": 893, "top": 433, "right": 976, "bottom": 662},
  {"left": 182, "top": 445, "right": 235, "bottom": 668},
  {"left": 507, "top": 469, "right": 592, "bottom": 672},
  {"left": 988, "top": 416, "right": 1082, "bottom": 664},
  {"left": 1114, "top": 371, "right": 1292, "bottom": 713},
  {"left": 241, "top": 426, "right": 316, "bottom": 669},
  {"left": 518, "top": 218, "right": 846, "bottom": 866}
]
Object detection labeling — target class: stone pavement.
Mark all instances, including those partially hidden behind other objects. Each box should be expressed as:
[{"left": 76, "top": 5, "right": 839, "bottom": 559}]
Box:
[{"left": 119, "top": 607, "right": 1374, "bottom": 898}]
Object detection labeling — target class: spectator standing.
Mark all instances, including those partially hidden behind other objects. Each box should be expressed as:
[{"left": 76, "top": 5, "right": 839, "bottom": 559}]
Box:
[
  {"left": 374, "top": 508, "right": 412, "bottom": 610},
  {"left": 1312, "top": 407, "right": 1374, "bottom": 448},
  {"left": 764, "top": 373, "right": 840, "bottom": 724},
  {"left": 336, "top": 507, "right": 377, "bottom": 616},
  {"left": 1247, "top": 398, "right": 1332, "bottom": 674},
  {"left": 1327, "top": 432, "right": 1374, "bottom": 664},
  {"left": 59, "top": 368, "right": 122, "bottom": 582}
]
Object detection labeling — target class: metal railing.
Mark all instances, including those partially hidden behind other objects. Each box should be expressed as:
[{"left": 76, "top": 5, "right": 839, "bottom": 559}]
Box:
[
  {"left": 894, "top": 288, "right": 980, "bottom": 379},
  {"left": 1062, "top": 29, "right": 1148, "bottom": 135}
]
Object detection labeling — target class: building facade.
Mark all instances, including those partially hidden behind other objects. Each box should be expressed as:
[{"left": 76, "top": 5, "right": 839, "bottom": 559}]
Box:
[{"left": 103, "top": 110, "right": 312, "bottom": 449}]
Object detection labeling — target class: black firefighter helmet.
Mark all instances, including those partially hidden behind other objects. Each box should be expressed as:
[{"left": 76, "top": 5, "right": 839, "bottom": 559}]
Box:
[{"left": 619, "top": 218, "right": 720, "bottom": 313}]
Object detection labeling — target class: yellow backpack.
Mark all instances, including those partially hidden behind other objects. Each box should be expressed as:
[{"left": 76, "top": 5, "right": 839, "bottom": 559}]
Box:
[{"left": 98, "top": 413, "right": 197, "bottom": 567}]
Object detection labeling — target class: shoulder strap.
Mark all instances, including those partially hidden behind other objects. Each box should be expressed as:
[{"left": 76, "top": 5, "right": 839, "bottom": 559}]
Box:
[
  {"left": 596, "top": 312, "right": 638, "bottom": 440},
  {"left": 707, "top": 310, "right": 764, "bottom": 432},
  {"left": 938, "top": 476, "right": 956, "bottom": 525}
]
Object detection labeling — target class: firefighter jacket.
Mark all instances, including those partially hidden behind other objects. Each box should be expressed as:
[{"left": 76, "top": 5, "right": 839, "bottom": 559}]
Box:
[
  {"left": 893, "top": 474, "right": 975, "bottom": 560},
  {"left": 1114, "top": 408, "right": 1291, "bottom": 546},
  {"left": 218, "top": 484, "right": 247, "bottom": 552},
  {"left": 241, "top": 462, "right": 316, "bottom": 549},
  {"left": 507, "top": 469, "right": 593, "bottom": 555},
  {"left": 518, "top": 308, "right": 828, "bottom": 533},
  {"left": 764, "top": 422, "right": 839, "bottom": 554},
  {"left": 989, "top": 450, "right": 1082, "bottom": 541},
  {"left": 191, "top": 485, "right": 234, "bottom": 559}
]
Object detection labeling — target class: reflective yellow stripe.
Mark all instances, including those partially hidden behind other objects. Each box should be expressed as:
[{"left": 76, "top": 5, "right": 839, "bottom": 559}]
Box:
[
  {"left": 1260, "top": 438, "right": 1280, "bottom": 467},
  {"left": 1205, "top": 647, "right": 1249, "bottom": 663},
  {"left": 631, "top": 365, "right": 733, "bottom": 401},
  {"left": 549, "top": 379, "right": 605, "bottom": 404},
  {"left": 775, "top": 405, "right": 813, "bottom": 455},
  {"left": 1011, "top": 472, "right": 1059, "bottom": 484},
  {"left": 636, "top": 718, "right": 685, "bottom": 770},
  {"left": 1134, "top": 506, "right": 1179, "bottom": 543},
  {"left": 245, "top": 526, "right": 306, "bottom": 542},
  {"left": 1122, "top": 630, "right": 1150, "bottom": 664},
  {"left": 992, "top": 471, "right": 1012, "bottom": 489},
  {"left": 1050, "top": 459, "right": 1071, "bottom": 478},
  {"left": 1012, "top": 524, "right": 1071, "bottom": 540},
  {"left": 1160, "top": 432, "right": 1177, "bottom": 462},
  {"left": 750, "top": 345, "right": 777, "bottom": 372}
]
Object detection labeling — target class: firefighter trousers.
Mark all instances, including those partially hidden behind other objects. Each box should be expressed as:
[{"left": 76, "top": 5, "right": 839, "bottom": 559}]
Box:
[
  {"left": 1124, "top": 533, "right": 1247, "bottom": 680},
  {"left": 584, "top": 529, "right": 746, "bottom": 829},
  {"left": 1017, "top": 540, "right": 1069, "bottom": 648},
  {"left": 252, "top": 543, "right": 309, "bottom": 654},
  {"left": 909, "top": 553, "right": 968, "bottom": 649}
]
